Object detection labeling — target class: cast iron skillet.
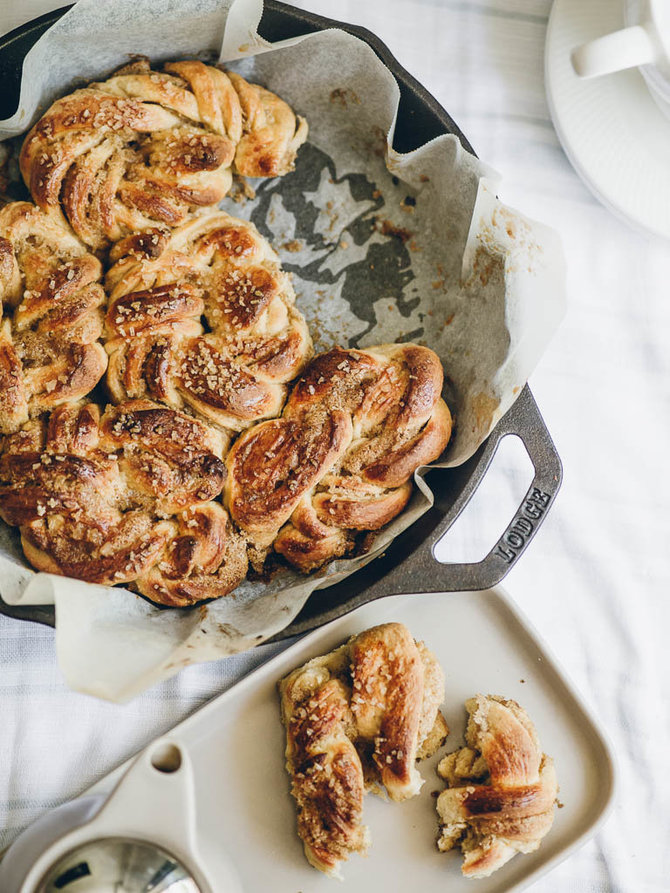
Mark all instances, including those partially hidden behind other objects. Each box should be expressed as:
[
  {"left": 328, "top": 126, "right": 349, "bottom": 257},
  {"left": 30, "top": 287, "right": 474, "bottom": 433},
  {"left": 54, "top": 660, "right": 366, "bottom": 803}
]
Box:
[{"left": 0, "top": 1, "right": 562, "bottom": 639}]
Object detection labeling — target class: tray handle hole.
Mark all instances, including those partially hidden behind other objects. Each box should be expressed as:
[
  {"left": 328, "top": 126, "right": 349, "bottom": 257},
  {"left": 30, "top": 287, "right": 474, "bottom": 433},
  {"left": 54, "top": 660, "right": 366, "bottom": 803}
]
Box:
[{"left": 150, "top": 742, "right": 182, "bottom": 773}]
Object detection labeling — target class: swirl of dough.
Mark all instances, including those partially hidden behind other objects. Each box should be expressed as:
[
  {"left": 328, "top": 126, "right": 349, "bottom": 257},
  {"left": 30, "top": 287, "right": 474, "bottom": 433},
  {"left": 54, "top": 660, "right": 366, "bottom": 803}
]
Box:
[
  {"left": 103, "top": 210, "right": 312, "bottom": 434},
  {"left": 0, "top": 400, "right": 246, "bottom": 606},
  {"left": 20, "top": 59, "right": 308, "bottom": 251},
  {"left": 0, "top": 201, "right": 107, "bottom": 435},
  {"left": 225, "top": 343, "right": 453, "bottom": 570},
  {"left": 436, "top": 695, "right": 558, "bottom": 878},
  {"left": 279, "top": 622, "right": 447, "bottom": 877}
]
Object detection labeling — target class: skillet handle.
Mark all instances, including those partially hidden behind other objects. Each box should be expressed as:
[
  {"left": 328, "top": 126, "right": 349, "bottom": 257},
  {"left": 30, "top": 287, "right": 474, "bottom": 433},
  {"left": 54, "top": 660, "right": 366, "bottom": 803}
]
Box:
[
  {"left": 411, "top": 384, "right": 562, "bottom": 591},
  {"left": 273, "top": 386, "right": 561, "bottom": 641}
]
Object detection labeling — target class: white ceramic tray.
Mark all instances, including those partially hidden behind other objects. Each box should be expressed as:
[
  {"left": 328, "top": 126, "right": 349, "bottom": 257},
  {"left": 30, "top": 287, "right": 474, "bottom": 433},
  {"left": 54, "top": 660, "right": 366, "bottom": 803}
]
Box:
[{"left": 79, "top": 587, "right": 615, "bottom": 893}]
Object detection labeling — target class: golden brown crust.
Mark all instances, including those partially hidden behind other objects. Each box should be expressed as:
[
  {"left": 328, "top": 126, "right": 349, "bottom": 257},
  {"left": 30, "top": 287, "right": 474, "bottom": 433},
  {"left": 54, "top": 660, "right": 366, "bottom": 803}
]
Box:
[
  {"left": 103, "top": 210, "right": 312, "bottom": 434},
  {"left": 436, "top": 695, "right": 558, "bottom": 878},
  {"left": 283, "top": 676, "right": 368, "bottom": 878},
  {"left": 226, "top": 343, "right": 452, "bottom": 569},
  {"left": 133, "top": 502, "right": 248, "bottom": 607},
  {"left": 20, "top": 59, "right": 308, "bottom": 250},
  {"left": 0, "top": 400, "right": 246, "bottom": 605},
  {"left": 100, "top": 401, "right": 227, "bottom": 514},
  {"left": 0, "top": 338, "right": 452, "bottom": 602},
  {"left": 0, "top": 202, "right": 107, "bottom": 435},
  {"left": 279, "top": 623, "right": 447, "bottom": 876},
  {"left": 350, "top": 624, "right": 425, "bottom": 800},
  {"left": 226, "top": 413, "right": 351, "bottom": 539}
]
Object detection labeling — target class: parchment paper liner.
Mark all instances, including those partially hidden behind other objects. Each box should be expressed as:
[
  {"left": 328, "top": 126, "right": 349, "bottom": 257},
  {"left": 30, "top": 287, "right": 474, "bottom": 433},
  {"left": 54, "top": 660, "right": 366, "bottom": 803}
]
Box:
[{"left": 0, "top": 0, "right": 565, "bottom": 701}]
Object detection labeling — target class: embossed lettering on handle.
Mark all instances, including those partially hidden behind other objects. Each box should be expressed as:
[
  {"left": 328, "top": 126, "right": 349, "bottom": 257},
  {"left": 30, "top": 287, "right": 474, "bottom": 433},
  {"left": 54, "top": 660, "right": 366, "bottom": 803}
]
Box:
[{"left": 494, "top": 488, "right": 553, "bottom": 564}]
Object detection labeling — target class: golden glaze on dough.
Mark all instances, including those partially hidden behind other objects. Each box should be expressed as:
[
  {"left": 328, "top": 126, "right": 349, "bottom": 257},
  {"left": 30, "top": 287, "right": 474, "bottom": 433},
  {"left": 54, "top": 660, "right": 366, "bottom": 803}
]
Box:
[
  {"left": 279, "top": 622, "right": 448, "bottom": 877},
  {"left": 104, "top": 210, "right": 312, "bottom": 434},
  {"left": 0, "top": 202, "right": 107, "bottom": 434},
  {"left": 20, "top": 59, "right": 308, "bottom": 250},
  {"left": 226, "top": 343, "right": 452, "bottom": 570},
  {"left": 436, "top": 695, "right": 558, "bottom": 878},
  {"left": 0, "top": 400, "right": 246, "bottom": 606}
]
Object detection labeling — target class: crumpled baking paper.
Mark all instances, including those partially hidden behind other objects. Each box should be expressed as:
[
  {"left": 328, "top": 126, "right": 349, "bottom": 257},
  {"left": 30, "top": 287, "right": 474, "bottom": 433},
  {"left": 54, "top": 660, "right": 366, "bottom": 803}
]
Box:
[{"left": 0, "top": 0, "right": 565, "bottom": 701}]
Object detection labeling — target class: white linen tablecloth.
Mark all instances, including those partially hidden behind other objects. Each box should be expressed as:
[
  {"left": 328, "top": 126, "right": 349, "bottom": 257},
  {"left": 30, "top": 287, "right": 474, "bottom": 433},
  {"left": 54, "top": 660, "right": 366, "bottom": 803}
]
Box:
[{"left": 1, "top": 1, "right": 668, "bottom": 890}]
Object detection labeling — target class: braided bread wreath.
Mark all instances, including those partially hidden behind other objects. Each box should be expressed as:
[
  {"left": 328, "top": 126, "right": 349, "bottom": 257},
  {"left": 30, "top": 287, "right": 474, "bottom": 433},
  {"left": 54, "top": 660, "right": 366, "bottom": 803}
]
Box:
[{"left": 0, "top": 58, "right": 454, "bottom": 610}]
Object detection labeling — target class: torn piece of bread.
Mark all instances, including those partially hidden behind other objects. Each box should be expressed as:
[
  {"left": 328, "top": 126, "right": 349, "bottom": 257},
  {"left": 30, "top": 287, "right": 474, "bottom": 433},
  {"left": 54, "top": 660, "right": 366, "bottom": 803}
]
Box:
[
  {"left": 436, "top": 694, "right": 558, "bottom": 879},
  {"left": 279, "top": 622, "right": 448, "bottom": 878}
]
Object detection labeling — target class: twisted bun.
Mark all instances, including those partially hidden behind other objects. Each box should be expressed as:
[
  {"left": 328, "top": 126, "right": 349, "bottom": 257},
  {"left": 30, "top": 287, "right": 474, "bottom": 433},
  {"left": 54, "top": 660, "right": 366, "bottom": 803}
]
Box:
[
  {"left": 0, "top": 400, "right": 246, "bottom": 606},
  {"left": 0, "top": 202, "right": 107, "bottom": 435},
  {"left": 436, "top": 695, "right": 557, "bottom": 878},
  {"left": 104, "top": 210, "right": 312, "bottom": 435},
  {"left": 225, "top": 343, "right": 452, "bottom": 570},
  {"left": 20, "top": 59, "right": 308, "bottom": 250},
  {"left": 279, "top": 622, "right": 447, "bottom": 877}
]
